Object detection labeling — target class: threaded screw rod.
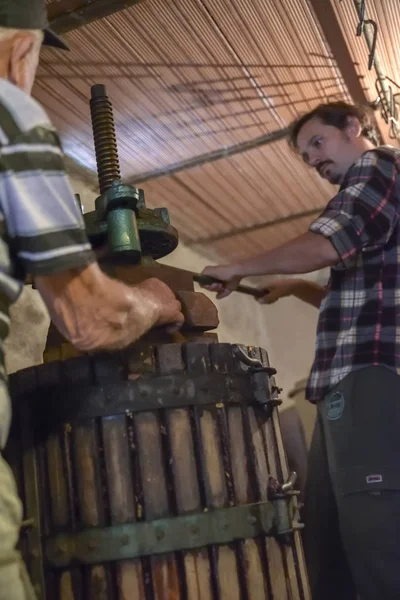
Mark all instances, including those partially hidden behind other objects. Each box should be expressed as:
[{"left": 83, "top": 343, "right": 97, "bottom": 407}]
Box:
[{"left": 90, "top": 84, "right": 121, "bottom": 194}]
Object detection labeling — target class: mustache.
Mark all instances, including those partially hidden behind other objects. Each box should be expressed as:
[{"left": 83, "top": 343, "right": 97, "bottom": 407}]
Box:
[{"left": 316, "top": 160, "right": 333, "bottom": 175}]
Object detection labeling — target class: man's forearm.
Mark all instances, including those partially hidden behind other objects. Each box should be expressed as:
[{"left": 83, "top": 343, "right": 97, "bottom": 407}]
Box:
[
  {"left": 235, "top": 232, "right": 339, "bottom": 278},
  {"left": 291, "top": 280, "right": 326, "bottom": 308},
  {"left": 35, "top": 264, "right": 160, "bottom": 351}
]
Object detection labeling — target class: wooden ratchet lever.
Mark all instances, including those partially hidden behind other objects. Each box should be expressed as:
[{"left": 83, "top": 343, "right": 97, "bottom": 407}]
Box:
[{"left": 193, "top": 274, "right": 266, "bottom": 299}]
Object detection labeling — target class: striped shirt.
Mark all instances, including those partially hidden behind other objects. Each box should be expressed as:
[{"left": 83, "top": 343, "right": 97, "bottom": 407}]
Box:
[
  {"left": 0, "top": 79, "right": 95, "bottom": 381},
  {"left": 306, "top": 146, "right": 400, "bottom": 402}
]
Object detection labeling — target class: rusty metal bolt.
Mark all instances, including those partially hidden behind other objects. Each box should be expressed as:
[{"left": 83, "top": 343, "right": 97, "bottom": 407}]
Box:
[
  {"left": 87, "top": 540, "right": 97, "bottom": 551},
  {"left": 20, "top": 517, "right": 35, "bottom": 530},
  {"left": 55, "top": 543, "right": 67, "bottom": 556}
]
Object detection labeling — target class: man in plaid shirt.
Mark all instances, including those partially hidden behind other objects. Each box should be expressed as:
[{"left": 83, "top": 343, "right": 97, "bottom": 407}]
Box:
[
  {"left": 202, "top": 102, "right": 400, "bottom": 599},
  {"left": 308, "top": 143, "right": 400, "bottom": 402}
]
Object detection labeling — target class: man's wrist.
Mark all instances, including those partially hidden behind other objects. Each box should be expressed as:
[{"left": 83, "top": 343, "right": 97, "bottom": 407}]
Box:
[
  {"left": 132, "top": 281, "right": 162, "bottom": 325},
  {"left": 234, "top": 262, "right": 248, "bottom": 279},
  {"left": 288, "top": 278, "right": 304, "bottom": 295}
]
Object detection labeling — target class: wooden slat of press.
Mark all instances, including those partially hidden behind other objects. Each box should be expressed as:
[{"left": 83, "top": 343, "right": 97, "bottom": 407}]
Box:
[
  {"left": 4, "top": 400, "right": 25, "bottom": 512},
  {"left": 34, "top": 361, "right": 64, "bottom": 534},
  {"left": 57, "top": 566, "right": 85, "bottom": 600},
  {"left": 253, "top": 346, "right": 307, "bottom": 600},
  {"left": 229, "top": 347, "right": 278, "bottom": 599},
  {"left": 247, "top": 404, "right": 289, "bottom": 599},
  {"left": 186, "top": 343, "right": 240, "bottom": 600},
  {"left": 46, "top": 430, "right": 79, "bottom": 600},
  {"left": 134, "top": 376, "right": 181, "bottom": 600},
  {"left": 35, "top": 360, "right": 81, "bottom": 600},
  {"left": 231, "top": 348, "right": 286, "bottom": 600},
  {"left": 259, "top": 350, "right": 311, "bottom": 600},
  {"left": 157, "top": 343, "right": 212, "bottom": 600},
  {"left": 271, "top": 407, "right": 310, "bottom": 600},
  {"left": 215, "top": 344, "right": 268, "bottom": 600},
  {"left": 265, "top": 409, "right": 301, "bottom": 600},
  {"left": 102, "top": 414, "right": 144, "bottom": 600},
  {"left": 72, "top": 421, "right": 110, "bottom": 600},
  {"left": 62, "top": 357, "right": 107, "bottom": 600},
  {"left": 45, "top": 433, "right": 69, "bottom": 529},
  {"left": 59, "top": 573, "right": 75, "bottom": 600},
  {"left": 246, "top": 346, "right": 291, "bottom": 598},
  {"left": 10, "top": 367, "right": 46, "bottom": 600}
]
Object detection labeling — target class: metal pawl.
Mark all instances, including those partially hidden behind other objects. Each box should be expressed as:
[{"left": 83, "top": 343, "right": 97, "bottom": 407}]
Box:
[
  {"left": 251, "top": 370, "right": 282, "bottom": 417},
  {"left": 232, "top": 345, "right": 282, "bottom": 417},
  {"left": 268, "top": 472, "right": 304, "bottom": 544},
  {"left": 232, "top": 345, "right": 276, "bottom": 375}
]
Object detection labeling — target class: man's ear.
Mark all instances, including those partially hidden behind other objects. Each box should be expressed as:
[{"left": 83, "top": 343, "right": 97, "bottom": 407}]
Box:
[
  {"left": 345, "top": 115, "right": 362, "bottom": 139},
  {"left": 9, "top": 33, "right": 36, "bottom": 88}
]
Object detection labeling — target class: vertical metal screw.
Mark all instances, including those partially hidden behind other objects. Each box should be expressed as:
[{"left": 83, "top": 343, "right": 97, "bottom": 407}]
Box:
[{"left": 90, "top": 84, "right": 121, "bottom": 194}]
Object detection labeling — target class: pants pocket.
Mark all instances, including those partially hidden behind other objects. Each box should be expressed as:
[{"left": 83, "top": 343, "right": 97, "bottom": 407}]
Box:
[{"left": 334, "top": 465, "right": 400, "bottom": 497}]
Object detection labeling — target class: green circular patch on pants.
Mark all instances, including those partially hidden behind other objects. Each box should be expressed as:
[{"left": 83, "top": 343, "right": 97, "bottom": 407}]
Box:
[{"left": 327, "top": 391, "right": 345, "bottom": 420}]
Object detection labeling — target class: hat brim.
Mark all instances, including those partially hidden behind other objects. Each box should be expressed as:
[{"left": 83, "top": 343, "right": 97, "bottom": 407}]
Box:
[{"left": 43, "top": 28, "right": 70, "bottom": 50}]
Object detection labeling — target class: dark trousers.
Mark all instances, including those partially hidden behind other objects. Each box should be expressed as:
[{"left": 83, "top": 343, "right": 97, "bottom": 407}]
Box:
[{"left": 303, "top": 366, "right": 400, "bottom": 600}]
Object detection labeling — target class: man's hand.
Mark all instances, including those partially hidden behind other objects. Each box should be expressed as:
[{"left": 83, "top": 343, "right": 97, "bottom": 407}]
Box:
[
  {"left": 257, "top": 279, "right": 301, "bottom": 304},
  {"left": 257, "top": 278, "right": 326, "bottom": 309},
  {"left": 136, "top": 278, "right": 184, "bottom": 332},
  {"left": 35, "top": 264, "right": 185, "bottom": 351},
  {"left": 200, "top": 264, "right": 241, "bottom": 299}
]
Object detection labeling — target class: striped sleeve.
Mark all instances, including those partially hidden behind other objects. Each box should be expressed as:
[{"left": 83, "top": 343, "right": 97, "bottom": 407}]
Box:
[{"left": 0, "top": 125, "right": 96, "bottom": 275}]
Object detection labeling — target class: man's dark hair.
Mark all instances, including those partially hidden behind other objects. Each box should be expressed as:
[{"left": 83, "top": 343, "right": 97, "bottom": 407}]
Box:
[{"left": 289, "top": 101, "right": 380, "bottom": 149}]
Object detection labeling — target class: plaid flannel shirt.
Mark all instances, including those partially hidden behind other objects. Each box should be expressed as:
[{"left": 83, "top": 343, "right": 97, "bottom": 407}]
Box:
[{"left": 306, "top": 146, "right": 400, "bottom": 403}]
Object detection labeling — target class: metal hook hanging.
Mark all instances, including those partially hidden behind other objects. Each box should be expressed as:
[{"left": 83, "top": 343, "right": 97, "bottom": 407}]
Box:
[
  {"left": 375, "top": 74, "right": 400, "bottom": 137},
  {"left": 390, "top": 86, "right": 394, "bottom": 118},
  {"left": 364, "top": 19, "right": 378, "bottom": 70},
  {"left": 356, "top": 0, "right": 366, "bottom": 36},
  {"left": 354, "top": 1, "right": 378, "bottom": 70},
  {"left": 351, "top": 0, "right": 399, "bottom": 139}
]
